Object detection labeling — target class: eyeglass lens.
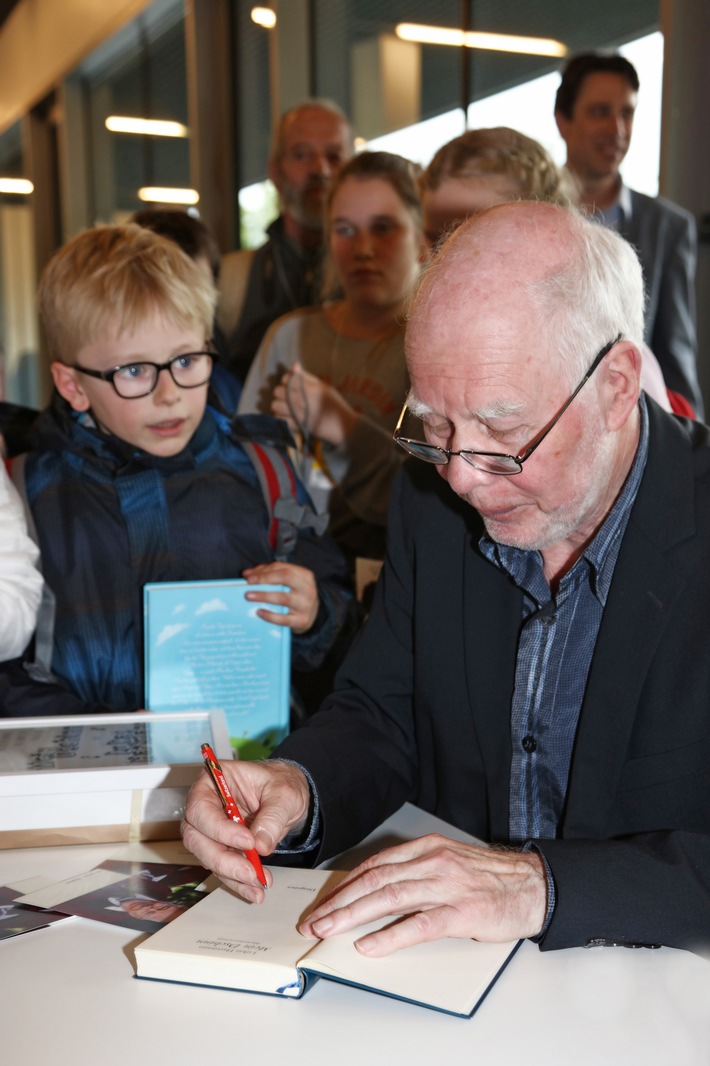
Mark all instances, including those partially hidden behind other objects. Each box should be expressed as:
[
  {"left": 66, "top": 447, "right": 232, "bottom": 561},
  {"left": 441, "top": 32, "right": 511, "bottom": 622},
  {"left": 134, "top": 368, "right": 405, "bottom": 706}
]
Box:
[
  {"left": 395, "top": 436, "right": 521, "bottom": 474},
  {"left": 112, "top": 353, "right": 212, "bottom": 397}
]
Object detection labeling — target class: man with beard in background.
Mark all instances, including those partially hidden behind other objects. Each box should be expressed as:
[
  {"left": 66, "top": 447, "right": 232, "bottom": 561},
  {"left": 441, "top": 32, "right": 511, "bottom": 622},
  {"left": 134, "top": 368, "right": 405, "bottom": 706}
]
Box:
[{"left": 217, "top": 100, "right": 354, "bottom": 386}]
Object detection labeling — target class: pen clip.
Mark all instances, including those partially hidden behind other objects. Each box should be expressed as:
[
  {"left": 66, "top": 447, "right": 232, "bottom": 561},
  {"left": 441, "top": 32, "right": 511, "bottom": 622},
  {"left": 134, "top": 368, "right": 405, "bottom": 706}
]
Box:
[{"left": 201, "top": 744, "right": 240, "bottom": 820}]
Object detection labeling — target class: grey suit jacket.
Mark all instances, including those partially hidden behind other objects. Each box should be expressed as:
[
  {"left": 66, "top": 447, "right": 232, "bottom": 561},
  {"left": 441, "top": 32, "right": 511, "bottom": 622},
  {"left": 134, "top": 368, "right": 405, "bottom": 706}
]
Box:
[
  {"left": 620, "top": 187, "right": 701, "bottom": 416},
  {"left": 277, "top": 400, "right": 710, "bottom": 954}
]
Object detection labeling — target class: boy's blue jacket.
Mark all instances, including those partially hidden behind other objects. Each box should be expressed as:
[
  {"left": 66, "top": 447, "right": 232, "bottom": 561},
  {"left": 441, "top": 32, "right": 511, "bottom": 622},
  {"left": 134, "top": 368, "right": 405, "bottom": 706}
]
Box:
[{"left": 22, "top": 397, "right": 352, "bottom": 709}]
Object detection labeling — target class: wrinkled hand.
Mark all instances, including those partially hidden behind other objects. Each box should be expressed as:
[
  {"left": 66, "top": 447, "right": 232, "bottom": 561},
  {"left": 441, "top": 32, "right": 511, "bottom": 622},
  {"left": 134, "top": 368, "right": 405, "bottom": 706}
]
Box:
[
  {"left": 299, "top": 834, "right": 547, "bottom": 956},
  {"left": 242, "top": 562, "right": 319, "bottom": 634},
  {"left": 181, "top": 759, "right": 311, "bottom": 903},
  {"left": 271, "top": 362, "right": 359, "bottom": 445}
]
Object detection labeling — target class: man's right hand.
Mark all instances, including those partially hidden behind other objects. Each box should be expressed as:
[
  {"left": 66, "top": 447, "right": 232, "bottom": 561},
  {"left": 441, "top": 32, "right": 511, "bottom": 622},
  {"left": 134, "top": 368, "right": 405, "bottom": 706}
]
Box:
[{"left": 181, "top": 759, "right": 311, "bottom": 903}]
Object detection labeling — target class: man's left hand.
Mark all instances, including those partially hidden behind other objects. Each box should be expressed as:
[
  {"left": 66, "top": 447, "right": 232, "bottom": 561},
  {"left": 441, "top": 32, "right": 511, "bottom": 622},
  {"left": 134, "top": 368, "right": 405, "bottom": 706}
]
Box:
[{"left": 298, "top": 834, "right": 547, "bottom": 956}]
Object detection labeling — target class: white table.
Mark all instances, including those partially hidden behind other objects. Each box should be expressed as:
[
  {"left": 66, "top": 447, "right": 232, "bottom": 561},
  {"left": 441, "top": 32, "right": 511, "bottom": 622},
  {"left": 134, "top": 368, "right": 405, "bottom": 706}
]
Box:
[{"left": 1, "top": 824, "right": 709, "bottom": 1065}]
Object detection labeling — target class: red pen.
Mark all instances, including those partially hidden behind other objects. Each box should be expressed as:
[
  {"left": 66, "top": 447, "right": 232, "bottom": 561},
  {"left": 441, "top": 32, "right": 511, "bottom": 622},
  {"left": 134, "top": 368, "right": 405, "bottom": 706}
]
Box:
[{"left": 200, "top": 743, "right": 268, "bottom": 888}]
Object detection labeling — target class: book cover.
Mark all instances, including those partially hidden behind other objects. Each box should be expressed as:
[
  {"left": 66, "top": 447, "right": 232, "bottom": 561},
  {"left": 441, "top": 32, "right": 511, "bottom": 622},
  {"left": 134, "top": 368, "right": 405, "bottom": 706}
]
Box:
[
  {"left": 143, "top": 580, "right": 291, "bottom": 758},
  {"left": 134, "top": 867, "right": 521, "bottom": 1017}
]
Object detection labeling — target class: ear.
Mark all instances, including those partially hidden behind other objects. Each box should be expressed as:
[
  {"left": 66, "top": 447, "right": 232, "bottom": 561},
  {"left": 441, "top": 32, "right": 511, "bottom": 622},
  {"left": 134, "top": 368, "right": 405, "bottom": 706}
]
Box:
[
  {"left": 601, "top": 340, "right": 641, "bottom": 431},
  {"left": 554, "top": 109, "right": 569, "bottom": 144},
  {"left": 51, "top": 362, "right": 91, "bottom": 412}
]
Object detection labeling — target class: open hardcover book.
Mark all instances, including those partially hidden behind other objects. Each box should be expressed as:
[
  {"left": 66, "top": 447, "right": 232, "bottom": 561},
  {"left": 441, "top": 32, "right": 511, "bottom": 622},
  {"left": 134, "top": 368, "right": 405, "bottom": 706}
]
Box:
[{"left": 134, "top": 865, "right": 521, "bottom": 1017}]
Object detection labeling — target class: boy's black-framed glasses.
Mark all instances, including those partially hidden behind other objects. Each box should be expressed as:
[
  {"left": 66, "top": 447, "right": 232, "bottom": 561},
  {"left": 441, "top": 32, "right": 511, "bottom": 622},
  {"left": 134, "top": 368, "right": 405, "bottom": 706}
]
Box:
[
  {"left": 393, "top": 334, "right": 621, "bottom": 476},
  {"left": 72, "top": 350, "right": 214, "bottom": 399}
]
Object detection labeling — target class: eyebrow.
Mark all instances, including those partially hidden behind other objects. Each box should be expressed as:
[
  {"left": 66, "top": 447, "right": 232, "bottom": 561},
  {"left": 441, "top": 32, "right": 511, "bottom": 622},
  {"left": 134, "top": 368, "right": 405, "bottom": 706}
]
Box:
[
  {"left": 332, "top": 213, "right": 399, "bottom": 225},
  {"left": 287, "top": 140, "right": 344, "bottom": 153},
  {"left": 474, "top": 399, "right": 526, "bottom": 419},
  {"left": 407, "top": 391, "right": 525, "bottom": 421},
  {"left": 407, "top": 393, "right": 435, "bottom": 419}
]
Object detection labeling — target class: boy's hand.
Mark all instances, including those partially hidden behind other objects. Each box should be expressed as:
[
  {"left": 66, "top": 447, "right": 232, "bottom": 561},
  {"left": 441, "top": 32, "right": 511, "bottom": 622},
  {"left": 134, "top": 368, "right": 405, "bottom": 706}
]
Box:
[{"left": 242, "top": 562, "right": 319, "bottom": 634}]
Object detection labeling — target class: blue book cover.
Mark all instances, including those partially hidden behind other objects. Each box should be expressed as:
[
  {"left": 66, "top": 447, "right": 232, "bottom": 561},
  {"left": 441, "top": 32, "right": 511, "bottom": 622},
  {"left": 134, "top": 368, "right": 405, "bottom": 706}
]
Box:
[{"left": 143, "top": 580, "right": 290, "bottom": 758}]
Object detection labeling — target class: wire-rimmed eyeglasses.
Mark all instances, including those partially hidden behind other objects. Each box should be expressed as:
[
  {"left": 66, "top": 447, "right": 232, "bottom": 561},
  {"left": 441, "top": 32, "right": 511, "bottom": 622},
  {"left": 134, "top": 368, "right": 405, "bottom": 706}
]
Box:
[
  {"left": 72, "top": 350, "right": 214, "bottom": 399},
  {"left": 393, "top": 334, "right": 621, "bottom": 476}
]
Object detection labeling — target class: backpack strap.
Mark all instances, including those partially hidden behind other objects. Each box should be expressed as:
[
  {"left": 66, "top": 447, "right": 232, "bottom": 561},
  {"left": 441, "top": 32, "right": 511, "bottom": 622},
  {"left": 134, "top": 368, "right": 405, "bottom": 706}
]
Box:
[{"left": 240, "top": 439, "right": 327, "bottom": 561}]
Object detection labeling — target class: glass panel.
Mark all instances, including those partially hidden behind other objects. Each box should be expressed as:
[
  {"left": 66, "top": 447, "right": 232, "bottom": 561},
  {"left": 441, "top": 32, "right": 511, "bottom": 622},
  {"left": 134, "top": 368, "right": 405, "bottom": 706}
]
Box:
[
  {"left": 314, "top": 0, "right": 462, "bottom": 141},
  {"left": 235, "top": 3, "right": 272, "bottom": 189},
  {"left": 0, "top": 121, "right": 39, "bottom": 407},
  {"left": 234, "top": 3, "right": 274, "bottom": 248},
  {"left": 78, "top": 1, "right": 188, "bottom": 221},
  {"left": 0, "top": 710, "right": 231, "bottom": 770},
  {"left": 465, "top": 0, "right": 659, "bottom": 105},
  {"left": 349, "top": 0, "right": 660, "bottom": 187}
]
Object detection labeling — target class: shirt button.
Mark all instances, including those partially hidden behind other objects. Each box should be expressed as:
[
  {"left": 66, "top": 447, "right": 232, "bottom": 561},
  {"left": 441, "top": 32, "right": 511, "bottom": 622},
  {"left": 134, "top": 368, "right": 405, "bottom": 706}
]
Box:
[{"left": 522, "top": 735, "right": 537, "bottom": 753}]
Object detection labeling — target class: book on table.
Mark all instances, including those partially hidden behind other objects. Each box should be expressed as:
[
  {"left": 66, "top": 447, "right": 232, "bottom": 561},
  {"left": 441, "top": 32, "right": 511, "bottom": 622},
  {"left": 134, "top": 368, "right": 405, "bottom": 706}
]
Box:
[
  {"left": 143, "top": 579, "right": 290, "bottom": 758},
  {"left": 133, "top": 867, "right": 521, "bottom": 1018}
]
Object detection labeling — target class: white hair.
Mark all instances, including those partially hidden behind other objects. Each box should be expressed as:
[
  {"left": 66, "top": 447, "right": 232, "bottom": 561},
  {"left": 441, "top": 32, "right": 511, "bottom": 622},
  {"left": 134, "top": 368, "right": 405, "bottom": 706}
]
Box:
[
  {"left": 408, "top": 203, "right": 647, "bottom": 399},
  {"left": 528, "top": 211, "right": 646, "bottom": 386}
]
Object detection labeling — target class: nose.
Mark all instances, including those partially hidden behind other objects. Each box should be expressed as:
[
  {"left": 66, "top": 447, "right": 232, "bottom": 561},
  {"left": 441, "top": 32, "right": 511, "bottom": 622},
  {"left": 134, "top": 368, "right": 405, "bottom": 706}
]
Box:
[
  {"left": 353, "top": 229, "right": 374, "bottom": 258},
  {"left": 605, "top": 112, "right": 627, "bottom": 142},
  {"left": 311, "top": 151, "right": 331, "bottom": 177},
  {"left": 615, "top": 114, "right": 630, "bottom": 141},
  {"left": 152, "top": 365, "right": 181, "bottom": 404},
  {"left": 439, "top": 454, "right": 494, "bottom": 497}
]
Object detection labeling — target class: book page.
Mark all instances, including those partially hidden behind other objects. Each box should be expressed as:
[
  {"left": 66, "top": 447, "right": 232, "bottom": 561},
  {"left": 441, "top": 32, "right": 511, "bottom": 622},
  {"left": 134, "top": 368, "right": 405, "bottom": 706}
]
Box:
[
  {"left": 135, "top": 867, "right": 344, "bottom": 996},
  {"left": 304, "top": 919, "right": 520, "bottom": 1016},
  {"left": 308, "top": 807, "right": 519, "bottom": 1016}
]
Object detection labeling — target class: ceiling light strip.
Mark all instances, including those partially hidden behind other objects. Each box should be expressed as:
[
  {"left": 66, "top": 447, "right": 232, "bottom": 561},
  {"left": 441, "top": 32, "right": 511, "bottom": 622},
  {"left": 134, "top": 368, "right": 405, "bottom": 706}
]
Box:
[
  {"left": 0, "top": 178, "right": 33, "bottom": 194},
  {"left": 396, "top": 23, "right": 567, "bottom": 58},
  {"left": 105, "top": 117, "right": 189, "bottom": 137},
  {"left": 138, "top": 187, "right": 200, "bottom": 205}
]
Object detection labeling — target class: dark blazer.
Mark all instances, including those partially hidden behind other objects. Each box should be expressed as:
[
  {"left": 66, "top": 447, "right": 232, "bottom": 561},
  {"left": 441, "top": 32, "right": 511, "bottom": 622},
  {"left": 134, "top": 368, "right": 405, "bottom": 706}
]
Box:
[
  {"left": 277, "top": 400, "right": 710, "bottom": 954},
  {"left": 620, "top": 188, "right": 701, "bottom": 416}
]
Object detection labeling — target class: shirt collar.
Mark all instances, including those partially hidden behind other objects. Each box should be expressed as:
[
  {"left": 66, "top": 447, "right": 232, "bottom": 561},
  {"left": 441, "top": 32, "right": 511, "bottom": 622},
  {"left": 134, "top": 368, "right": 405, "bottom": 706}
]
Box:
[
  {"left": 480, "top": 395, "right": 649, "bottom": 606},
  {"left": 617, "top": 181, "right": 632, "bottom": 219},
  {"left": 598, "top": 182, "right": 632, "bottom": 230},
  {"left": 582, "top": 393, "right": 648, "bottom": 603}
]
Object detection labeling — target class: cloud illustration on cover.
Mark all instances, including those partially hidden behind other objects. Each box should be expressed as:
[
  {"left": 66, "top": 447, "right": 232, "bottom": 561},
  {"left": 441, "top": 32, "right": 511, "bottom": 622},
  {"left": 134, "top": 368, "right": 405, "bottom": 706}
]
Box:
[
  {"left": 156, "top": 622, "right": 189, "bottom": 646},
  {"left": 195, "top": 598, "right": 229, "bottom": 616}
]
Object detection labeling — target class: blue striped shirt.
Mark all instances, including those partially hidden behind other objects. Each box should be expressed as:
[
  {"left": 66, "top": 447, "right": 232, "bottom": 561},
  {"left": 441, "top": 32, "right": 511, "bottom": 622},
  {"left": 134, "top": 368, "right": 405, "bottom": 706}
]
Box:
[{"left": 479, "top": 398, "right": 649, "bottom": 842}]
